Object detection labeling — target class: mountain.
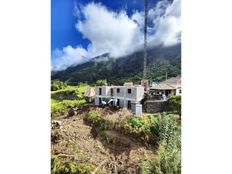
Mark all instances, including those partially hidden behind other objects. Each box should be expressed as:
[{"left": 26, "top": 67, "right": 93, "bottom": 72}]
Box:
[{"left": 51, "top": 44, "right": 181, "bottom": 85}]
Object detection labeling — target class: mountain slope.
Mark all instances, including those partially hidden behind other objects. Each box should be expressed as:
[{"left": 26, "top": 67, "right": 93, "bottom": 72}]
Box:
[{"left": 52, "top": 44, "right": 181, "bottom": 85}]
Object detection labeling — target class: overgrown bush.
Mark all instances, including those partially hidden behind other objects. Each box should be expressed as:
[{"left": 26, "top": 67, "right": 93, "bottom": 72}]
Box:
[
  {"left": 152, "top": 113, "right": 180, "bottom": 145},
  {"left": 51, "top": 156, "right": 98, "bottom": 174},
  {"left": 151, "top": 114, "right": 181, "bottom": 174},
  {"left": 165, "top": 96, "right": 181, "bottom": 115},
  {"left": 85, "top": 111, "right": 103, "bottom": 126},
  {"left": 152, "top": 141, "right": 181, "bottom": 174},
  {"left": 95, "top": 79, "right": 107, "bottom": 86},
  {"left": 126, "top": 115, "right": 158, "bottom": 136},
  {"left": 51, "top": 81, "right": 67, "bottom": 91},
  {"left": 139, "top": 159, "right": 153, "bottom": 174}
]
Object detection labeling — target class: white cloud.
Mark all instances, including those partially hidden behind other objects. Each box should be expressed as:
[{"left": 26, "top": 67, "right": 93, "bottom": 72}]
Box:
[
  {"left": 51, "top": 45, "right": 88, "bottom": 71},
  {"left": 75, "top": 2, "right": 143, "bottom": 58},
  {"left": 52, "top": 0, "right": 181, "bottom": 71},
  {"left": 131, "top": 10, "right": 144, "bottom": 28},
  {"left": 149, "top": 0, "right": 181, "bottom": 46}
]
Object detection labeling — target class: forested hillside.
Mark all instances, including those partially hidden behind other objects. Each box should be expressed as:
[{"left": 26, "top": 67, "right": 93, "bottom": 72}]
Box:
[{"left": 52, "top": 44, "right": 181, "bottom": 85}]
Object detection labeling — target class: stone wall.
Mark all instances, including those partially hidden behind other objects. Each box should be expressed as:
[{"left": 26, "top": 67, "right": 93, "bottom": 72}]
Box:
[{"left": 144, "top": 100, "right": 167, "bottom": 113}]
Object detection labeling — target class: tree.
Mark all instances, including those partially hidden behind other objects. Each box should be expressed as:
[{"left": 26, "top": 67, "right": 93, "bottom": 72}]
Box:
[{"left": 95, "top": 79, "right": 107, "bottom": 86}]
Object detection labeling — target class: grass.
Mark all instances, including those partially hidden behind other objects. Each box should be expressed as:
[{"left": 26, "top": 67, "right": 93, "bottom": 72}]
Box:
[
  {"left": 51, "top": 84, "right": 89, "bottom": 96},
  {"left": 51, "top": 156, "right": 101, "bottom": 174},
  {"left": 51, "top": 84, "right": 89, "bottom": 117},
  {"left": 51, "top": 98, "right": 86, "bottom": 117}
]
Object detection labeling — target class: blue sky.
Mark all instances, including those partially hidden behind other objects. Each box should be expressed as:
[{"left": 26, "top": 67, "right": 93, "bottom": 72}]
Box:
[
  {"left": 51, "top": 0, "right": 180, "bottom": 71},
  {"left": 51, "top": 0, "right": 157, "bottom": 50}
]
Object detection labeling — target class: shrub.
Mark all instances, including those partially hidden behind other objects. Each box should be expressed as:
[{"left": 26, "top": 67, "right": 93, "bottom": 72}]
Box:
[
  {"left": 51, "top": 156, "right": 97, "bottom": 174},
  {"left": 152, "top": 141, "right": 181, "bottom": 174},
  {"left": 85, "top": 111, "right": 103, "bottom": 125},
  {"left": 151, "top": 113, "right": 180, "bottom": 145},
  {"left": 126, "top": 115, "right": 158, "bottom": 135},
  {"left": 165, "top": 96, "right": 181, "bottom": 115},
  {"left": 151, "top": 113, "right": 181, "bottom": 174},
  {"left": 51, "top": 81, "right": 67, "bottom": 91},
  {"left": 128, "top": 117, "right": 144, "bottom": 129},
  {"left": 139, "top": 159, "right": 153, "bottom": 174},
  {"left": 95, "top": 79, "right": 107, "bottom": 86}
]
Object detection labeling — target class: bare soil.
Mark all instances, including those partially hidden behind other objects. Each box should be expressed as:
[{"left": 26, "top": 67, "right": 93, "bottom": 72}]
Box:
[{"left": 51, "top": 106, "right": 156, "bottom": 174}]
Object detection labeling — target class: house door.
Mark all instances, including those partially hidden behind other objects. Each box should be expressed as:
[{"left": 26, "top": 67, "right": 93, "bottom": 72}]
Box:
[
  {"left": 127, "top": 101, "right": 131, "bottom": 109},
  {"left": 117, "top": 99, "right": 120, "bottom": 106},
  {"left": 99, "top": 98, "right": 102, "bottom": 104}
]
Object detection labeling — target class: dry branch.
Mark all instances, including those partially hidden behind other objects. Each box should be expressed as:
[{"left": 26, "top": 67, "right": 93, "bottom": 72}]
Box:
[{"left": 92, "top": 159, "right": 107, "bottom": 174}]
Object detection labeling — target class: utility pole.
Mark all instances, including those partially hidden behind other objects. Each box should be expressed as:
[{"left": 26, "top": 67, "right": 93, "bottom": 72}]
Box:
[{"left": 143, "top": 0, "right": 148, "bottom": 80}]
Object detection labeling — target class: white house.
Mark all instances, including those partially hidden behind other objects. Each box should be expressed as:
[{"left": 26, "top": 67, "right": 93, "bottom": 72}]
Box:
[{"left": 94, "top": 84, "right": 144, "bottom": 109}]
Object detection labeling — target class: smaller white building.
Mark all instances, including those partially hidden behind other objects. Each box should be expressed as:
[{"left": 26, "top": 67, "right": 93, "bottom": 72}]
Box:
[
  {"left": 94, "top": 84, "right": 144, "bottom": 109},
  {"left": 150, "top": 75, "right": 181, "bottom": 98}
]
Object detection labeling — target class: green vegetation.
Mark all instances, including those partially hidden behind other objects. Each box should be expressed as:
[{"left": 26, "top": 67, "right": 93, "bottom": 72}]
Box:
[
  {"left": 51, "top": 44, "right": 181, "bottom": 85},
  {"left": 51, "top": 156, "right": 99, "bottom": 174},
  {"left": 127, "top": 115, "right": 158, "bottom": 130},
  {"left": 84, "top": 110, "right": 181, "bottom": 174},
  {"left": 51, "top": 83, "right": 88, "bottom": 96},
  {"left": 151, "top": 114, "right": 181, "bottom": 174},
  {"left": 139, "top": 159, "right": 153, "bottom": 174},
  {"left": 84, "top": 111, "right": 159, "bottom": 142},
  {"left": 95, "top": 79, "right": 107, "bottom": 86},
  {"left": 137, "top": 114, "right": 181, "bottom": 174},
  {"left": 85, "top": 111, "right": 103, "bottom": 126},
  {"left": 124, "top": 114, "right": 159, "bottom": 139},
  {"left": 166, "top": 96, "right": 181, "bottom": 116},
  {"left": 153, "top": 141, "right": 181, "bottom": 174},
  {"left": 51, "top": 84, "right": 88, "bottom": 117},
  {"left": 51, "top": 98, "right": 86, "bottom": 117},
  {"left": 51, "top": 81, "right": 67, "bottom": 91}
]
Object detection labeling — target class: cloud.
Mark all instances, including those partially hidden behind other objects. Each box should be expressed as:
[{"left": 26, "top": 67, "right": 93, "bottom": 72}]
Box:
[
  {"left": 75, "top": 2, "right": 143, "bottom": 58},
  {"left": 51, "top": 45, "right": 88, "bottom": 71},
  {"left": 52, "top": 0, "right": 181, "bottom": 71},
  {"left": 148, "top": 0, "right": 181, "bottom": 46}
]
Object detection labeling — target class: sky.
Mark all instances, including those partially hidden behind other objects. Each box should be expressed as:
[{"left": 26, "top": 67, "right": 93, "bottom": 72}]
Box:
[{"left": 51, "top": 0, "right": 181, "bottom": 71}]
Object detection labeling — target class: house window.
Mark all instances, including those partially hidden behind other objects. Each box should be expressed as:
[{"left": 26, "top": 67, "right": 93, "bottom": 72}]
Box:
[
  {"left": 99, "top": 88, "right": 102, "bottom": 95},
  {"left": 128, "top": 89, "right": 131, "bottom": 94},
  {"left": 117, "top": 88, "right": 120, "bottom": 93},
  {"left": 99, "top": 98, "right": 102, "bottom": 104},
  {"left": 179, "top": 89, "right": 181, "bottom": 94}
]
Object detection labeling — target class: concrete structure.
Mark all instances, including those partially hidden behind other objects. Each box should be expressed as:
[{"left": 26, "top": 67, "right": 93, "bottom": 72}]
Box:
[
  {"left": 94, "top": 84, "right": 144, "bottom": 109},
  {"left": 131, "top": 102, "right": 143, "bottom": 117}
]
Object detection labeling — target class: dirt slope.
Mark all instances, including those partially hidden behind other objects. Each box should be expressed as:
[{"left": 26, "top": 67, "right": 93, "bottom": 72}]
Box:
[{"left": 51, "top": 107, "right": 156, "bottom": 173}]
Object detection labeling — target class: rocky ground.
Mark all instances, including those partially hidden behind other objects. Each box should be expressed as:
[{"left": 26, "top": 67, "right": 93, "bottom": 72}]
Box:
[{"left": 51, "top": 105, "right": 156, "bottom": 174}]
